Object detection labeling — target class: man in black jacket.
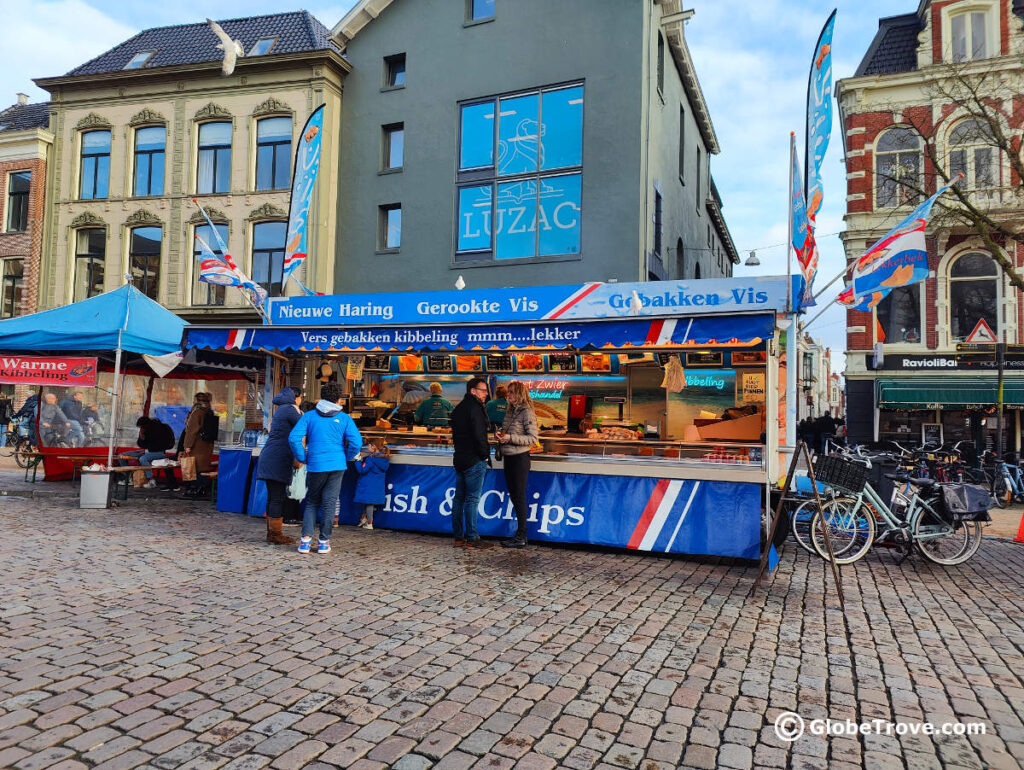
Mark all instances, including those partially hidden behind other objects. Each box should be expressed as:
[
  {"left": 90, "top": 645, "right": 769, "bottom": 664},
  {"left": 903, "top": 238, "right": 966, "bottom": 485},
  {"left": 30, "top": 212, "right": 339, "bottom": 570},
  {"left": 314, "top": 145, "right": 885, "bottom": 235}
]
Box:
[{"left": 449, "top": 377, "right": 494, "bottom": 549}]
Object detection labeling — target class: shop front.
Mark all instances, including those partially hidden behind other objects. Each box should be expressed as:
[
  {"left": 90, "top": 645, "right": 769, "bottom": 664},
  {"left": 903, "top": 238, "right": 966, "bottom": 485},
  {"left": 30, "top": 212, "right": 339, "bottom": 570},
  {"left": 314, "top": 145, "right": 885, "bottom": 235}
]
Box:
[{"left": 184, "top": 276, "right": 800, "bottom": 560}]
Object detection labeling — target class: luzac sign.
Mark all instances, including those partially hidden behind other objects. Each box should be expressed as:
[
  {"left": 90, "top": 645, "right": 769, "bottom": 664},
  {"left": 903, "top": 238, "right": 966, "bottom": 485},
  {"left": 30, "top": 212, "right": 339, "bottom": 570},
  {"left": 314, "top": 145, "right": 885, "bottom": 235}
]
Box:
[{"left": 0, "top": 356, "right": 97, "bottom": 386}]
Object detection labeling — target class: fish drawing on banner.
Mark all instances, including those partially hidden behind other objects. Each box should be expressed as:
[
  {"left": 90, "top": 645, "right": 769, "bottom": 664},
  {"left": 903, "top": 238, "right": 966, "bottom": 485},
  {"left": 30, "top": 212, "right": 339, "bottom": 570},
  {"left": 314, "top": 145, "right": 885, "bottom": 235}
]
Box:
[{"left": 283, "top": 105, "right": 325, "bottom": 288}]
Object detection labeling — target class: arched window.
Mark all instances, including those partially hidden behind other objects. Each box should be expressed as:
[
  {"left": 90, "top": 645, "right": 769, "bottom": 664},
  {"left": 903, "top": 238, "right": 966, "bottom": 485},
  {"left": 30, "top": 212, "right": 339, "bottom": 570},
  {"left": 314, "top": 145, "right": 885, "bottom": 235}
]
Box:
[
  {"left": 694, "top": 262, "right": 701, "bottom": 280},
  {"left": 949, "top": 252, "right": 998, "bottom": 340},
  {"left": 875, "top": 127, "right": 921, "bottom": 208},
  {"left": 949, "top": 119, "right": 996, "bottom": 189},
  {"left": 675, "top": 237, "right": 685, "bottom": 279}
]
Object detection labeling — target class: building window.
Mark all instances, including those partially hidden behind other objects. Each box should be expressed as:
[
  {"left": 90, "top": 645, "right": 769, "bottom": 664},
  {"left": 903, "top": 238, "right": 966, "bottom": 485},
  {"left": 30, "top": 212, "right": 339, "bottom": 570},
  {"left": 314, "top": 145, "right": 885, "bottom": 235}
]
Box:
[
  {"left": 875, "top": 126, "right": 921, "bottom": 208},
  {"left": 949, "top": 252, "right": 998, "bottom": 340},
  {"left": 130, "top": 226, "right": 161, "bottom": 300},
  {"left": 249, "top": 37, "right": 277, "bottom": 56},
  {"left": 6, "top": 171, "right": 30, "bottom": 232},
  {"left": 675, "top": 237, "right": 685, "bottom": 279},
  {"left": 133, "top": 126, "right": 165, "bottom": 197},
  {"left": 255, "top": 117, "right": 292, "bottom": 191},
  {"left": 695, "top": 146, "right": 702, "bottom": 209},
  {"left": 876, "top": 284, "right": 922, "bottom": 344},
  {"left": 951, "top": 11, "right": 987, "bottom": 61},
  {"left": 80, "top": 130, "right": 110, "bottom": 200},
  {"left": 468, "top": 0, "right": 494, "bottom": 21},
  {"left": 657, "top": 33, "right": 665, "bottom": 96},
  {"left": 382, "top": 123, "right": 404, "bottom": 171},
  {"left": 678, "top": 107, "right": 685, "bottom": 182},
  {"left": 124, "top": 51, "right": 155, "bottom": 69},
  {"left": 0, "top": 258, "right": 24, "bottom": 318},
  {"left": 252, "top": 221, "right": 287, "bottom": 296},
  {"left": 74, "top": 228, "right": 105, "bottom": 301},
  {"left": 197, "top": 121, "right": 232, "bottom": 194},
  {"left": 456, "top": 83, "right": 583, "bottom": 261},
  {"left": 950, "top": 119, "right": 996, "bottom": 190},
  {"left": 384, "top": 54, "right": 406, "bottom": 88},
  {"left": 192, "top": 223, "right": 228, "bottom": 306},
  {"left": 379, "top": 204, "right": 401, "bottom": 251},
  {"left": 694, "top": 262, "right": 701, "bottom": 280},
  {"left": 653, "top": 190, "right": 662, "bottom": 258}
]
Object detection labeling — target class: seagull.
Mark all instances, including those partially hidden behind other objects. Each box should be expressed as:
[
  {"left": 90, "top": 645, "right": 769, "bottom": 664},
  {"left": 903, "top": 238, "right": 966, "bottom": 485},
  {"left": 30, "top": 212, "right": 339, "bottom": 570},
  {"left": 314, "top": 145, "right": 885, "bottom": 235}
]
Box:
[
  {"left": 207, "top": 18, "right": 244, "bottom": 76},
  {"left": 455, "top": 275, "right": 466, "bottom": 290},
  {"left": 629, "top": 290, "right": 644, "bottom": 314}
]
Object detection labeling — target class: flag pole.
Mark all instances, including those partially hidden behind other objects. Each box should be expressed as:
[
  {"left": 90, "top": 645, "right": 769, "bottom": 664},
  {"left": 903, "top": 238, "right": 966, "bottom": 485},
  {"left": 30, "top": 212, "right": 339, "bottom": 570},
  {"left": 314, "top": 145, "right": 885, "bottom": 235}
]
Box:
[{"left": 785, "top": 135, "right": 798, "bottom": 451}]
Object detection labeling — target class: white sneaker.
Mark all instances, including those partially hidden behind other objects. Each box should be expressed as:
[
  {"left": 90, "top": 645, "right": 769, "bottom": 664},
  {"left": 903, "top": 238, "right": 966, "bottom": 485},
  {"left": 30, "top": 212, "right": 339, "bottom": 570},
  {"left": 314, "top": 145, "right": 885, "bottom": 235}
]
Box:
[
  {"left": 364, "top": 523, "right": 373, "bottom": 530},
  {"left": 143, "top": 479, "right": 157, "bottom": 489}
]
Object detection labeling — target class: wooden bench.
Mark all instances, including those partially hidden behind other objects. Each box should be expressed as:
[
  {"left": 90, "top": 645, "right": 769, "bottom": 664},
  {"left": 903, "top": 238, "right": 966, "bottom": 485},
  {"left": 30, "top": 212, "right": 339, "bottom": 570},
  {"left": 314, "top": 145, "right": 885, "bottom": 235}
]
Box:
[
  {"left": 20, "top": 452, "right": 98, "bottom": 483},
  {"left": 108, "top": 465, "right": 169, "bottom": 500}
]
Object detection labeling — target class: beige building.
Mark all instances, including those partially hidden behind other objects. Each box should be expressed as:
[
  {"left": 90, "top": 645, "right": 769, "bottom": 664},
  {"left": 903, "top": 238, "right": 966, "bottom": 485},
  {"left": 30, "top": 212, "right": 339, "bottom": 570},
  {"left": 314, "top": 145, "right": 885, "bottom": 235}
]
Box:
[{"left": 34, "top": 11, "right": 348, "bottom": 322}]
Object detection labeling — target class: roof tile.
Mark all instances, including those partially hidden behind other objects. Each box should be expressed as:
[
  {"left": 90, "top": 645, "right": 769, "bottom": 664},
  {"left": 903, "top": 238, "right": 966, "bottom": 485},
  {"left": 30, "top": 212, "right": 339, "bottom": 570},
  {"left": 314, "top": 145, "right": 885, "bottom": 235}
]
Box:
[{"left": 0, "top": 102, "right": 51, "bottom": 132}]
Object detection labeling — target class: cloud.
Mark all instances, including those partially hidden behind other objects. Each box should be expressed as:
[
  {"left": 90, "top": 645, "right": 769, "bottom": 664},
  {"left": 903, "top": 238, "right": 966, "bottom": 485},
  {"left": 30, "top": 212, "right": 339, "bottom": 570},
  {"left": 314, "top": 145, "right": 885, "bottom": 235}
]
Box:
[{"left": 0, "top": 0, "right": 137, "bottom": 102}]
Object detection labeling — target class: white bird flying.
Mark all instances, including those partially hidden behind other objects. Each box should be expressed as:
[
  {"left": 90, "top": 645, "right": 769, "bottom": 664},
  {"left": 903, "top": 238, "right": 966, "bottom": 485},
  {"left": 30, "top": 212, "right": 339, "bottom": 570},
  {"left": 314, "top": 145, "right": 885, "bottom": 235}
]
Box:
[
  {"left": 207, "top": 18, "right": 244, "bottom": 76},
  {"left": 629, "top": 290, "right": 643, "bottom": 314}
]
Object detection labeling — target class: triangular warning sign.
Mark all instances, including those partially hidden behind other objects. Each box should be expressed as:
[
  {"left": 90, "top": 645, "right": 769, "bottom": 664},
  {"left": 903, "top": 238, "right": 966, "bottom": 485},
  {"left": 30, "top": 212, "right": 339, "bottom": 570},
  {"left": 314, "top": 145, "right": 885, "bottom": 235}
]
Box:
[{"left": 965, "top": 318, "right": 997, "bottom": 344}]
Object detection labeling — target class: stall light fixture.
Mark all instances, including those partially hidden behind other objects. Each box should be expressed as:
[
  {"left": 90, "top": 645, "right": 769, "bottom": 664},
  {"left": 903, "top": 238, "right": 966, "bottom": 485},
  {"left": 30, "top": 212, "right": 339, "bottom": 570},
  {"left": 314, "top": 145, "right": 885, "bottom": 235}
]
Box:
[{"left": 745, "top": 250, "right": 760, "bottom": 266}]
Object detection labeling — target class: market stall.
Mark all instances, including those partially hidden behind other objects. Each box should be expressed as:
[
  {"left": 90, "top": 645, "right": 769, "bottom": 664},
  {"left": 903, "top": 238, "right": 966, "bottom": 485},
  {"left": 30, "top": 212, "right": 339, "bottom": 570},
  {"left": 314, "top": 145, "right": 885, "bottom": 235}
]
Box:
[{"left": 185, "top": 276, "right": 801, "bottom": 559}]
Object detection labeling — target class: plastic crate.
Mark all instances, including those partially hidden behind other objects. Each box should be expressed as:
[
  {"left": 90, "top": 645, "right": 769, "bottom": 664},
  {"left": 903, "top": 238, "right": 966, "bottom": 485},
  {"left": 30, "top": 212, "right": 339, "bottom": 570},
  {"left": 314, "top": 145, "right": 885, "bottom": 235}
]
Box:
[{"left": 813, "top": 455, "right": 868, "bottom": 494}]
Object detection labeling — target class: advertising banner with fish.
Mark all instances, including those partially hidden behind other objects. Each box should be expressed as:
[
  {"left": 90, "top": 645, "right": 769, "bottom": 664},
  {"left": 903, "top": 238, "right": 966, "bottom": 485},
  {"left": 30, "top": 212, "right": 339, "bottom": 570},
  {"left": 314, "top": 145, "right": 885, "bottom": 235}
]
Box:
[
  {"left": 790, "top": 133, "right": 818, "bottom": 295},
  {"left": 0, "top": 355, "right": 97, "bottom": 386},
  {"left": 847, "top": 181, "right": 956, "bottom": 307},
  {"left": 283, "top": 105, "right": 325, "bottom": 288}
]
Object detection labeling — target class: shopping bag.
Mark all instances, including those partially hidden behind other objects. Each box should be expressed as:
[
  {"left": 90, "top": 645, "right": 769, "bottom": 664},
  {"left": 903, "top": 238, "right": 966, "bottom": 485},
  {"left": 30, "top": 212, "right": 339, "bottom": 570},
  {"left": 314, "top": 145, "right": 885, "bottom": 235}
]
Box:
[
  {"left": 287, "top": 465, "right": 307, "bottom": 500},
  {"left": 180, "top": 455, "right": 197, "bottom": 482},
  {"left": 132, "top": 469, "right": 147, "bottom": 488}
]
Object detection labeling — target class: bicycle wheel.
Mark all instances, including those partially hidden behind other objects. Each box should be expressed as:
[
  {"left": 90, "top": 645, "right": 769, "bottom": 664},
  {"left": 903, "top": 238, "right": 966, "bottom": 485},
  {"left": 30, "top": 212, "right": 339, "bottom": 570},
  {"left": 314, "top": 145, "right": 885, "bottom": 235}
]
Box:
[
  {"left": 810, "top": 497, "right": 876, "bottom": 564},
  {"left": 790, "top": 499, "right": 820, "bottom": 556},
  {"left": 913, "top": 509, "right": 983, "bottom": 566},
  {"left": 990, "top": 475, "right": 1010, "bottom": 508},
  {"left": 13, "top": 438, "right": 32, "bottom": 468}
]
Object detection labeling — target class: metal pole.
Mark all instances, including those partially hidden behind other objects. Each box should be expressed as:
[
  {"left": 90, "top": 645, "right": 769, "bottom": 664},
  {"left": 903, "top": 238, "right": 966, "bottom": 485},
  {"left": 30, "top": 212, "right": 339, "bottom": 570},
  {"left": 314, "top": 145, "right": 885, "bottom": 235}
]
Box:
[
  {"left": 997, "top": 339, "right": 1005, "bottom": 460},
  {"left": 784, "top": 136, "right": 798, "bottom": 453},
  {"left": 106, "top": 338, "right": 123, "bottom": 469}
]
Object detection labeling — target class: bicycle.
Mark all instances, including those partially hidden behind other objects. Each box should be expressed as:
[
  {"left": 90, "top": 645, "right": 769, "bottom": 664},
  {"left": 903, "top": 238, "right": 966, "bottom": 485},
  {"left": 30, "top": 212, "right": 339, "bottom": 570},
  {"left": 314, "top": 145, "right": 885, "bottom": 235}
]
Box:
[
  {"left": 984, "top": 453, "right": 1024, "bottom": 507},
  {"left": 808, "top": 460, "right": 986, "bottom": 567},
  {"left": 1, "top": 418, "right": 35, "bottom": 468}
]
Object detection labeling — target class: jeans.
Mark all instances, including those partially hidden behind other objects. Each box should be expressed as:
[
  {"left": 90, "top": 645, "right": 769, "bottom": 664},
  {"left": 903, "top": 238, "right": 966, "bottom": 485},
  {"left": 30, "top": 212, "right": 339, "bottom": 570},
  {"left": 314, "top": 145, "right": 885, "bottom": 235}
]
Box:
[
  {"left": 122, "top": 449, "right": 168, "bottom": 479},
  {"left": 304, "top": 470, "right": 344, "bottom": 541},
  {"left": 502, "top": 452, "right": 531, "bottom": 541},
  {"left": 451, "top": 460, "right": 487, "bottom": 541},
  {"left": 265, "top": 479, "right": 287, "bottom": 519},
  {"left": 67, "top": 420, "right": 85, "bottom": 447}
]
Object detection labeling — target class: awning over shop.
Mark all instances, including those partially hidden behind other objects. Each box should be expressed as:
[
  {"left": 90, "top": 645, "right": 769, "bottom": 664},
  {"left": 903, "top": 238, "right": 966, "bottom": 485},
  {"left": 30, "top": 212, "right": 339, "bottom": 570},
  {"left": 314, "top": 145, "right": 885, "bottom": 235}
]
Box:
[
  {"left": 877, "top": 378, "right": 1024, "bottom": 409},
  {"left": 183, "top": 313, "right": 776, "bottom": 354}
]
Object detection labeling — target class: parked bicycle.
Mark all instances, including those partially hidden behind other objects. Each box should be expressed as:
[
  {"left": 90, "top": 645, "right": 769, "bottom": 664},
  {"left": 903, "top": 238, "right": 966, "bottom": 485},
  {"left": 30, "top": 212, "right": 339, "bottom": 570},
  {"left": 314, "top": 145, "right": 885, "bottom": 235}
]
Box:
[{"left": 1, "top": 417, "right": 36, "bottom": 468}]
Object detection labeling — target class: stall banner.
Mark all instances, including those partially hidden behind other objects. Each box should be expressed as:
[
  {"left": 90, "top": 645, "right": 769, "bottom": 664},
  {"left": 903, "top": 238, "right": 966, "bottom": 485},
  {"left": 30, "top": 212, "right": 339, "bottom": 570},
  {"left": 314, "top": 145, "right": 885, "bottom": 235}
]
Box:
[
  {"left": 333, "top": 463, "right": 762, "bottom": 559},
  {"left": 0, "top": 355, "right": 97, "bottom": 386},
  {"left": 189, "top": 314, "right": 775, "bottom": 354},
  {"left": 282, "top": 105, "right": 325, "bottom": 286},
  {"left": 266, "top": 275, "right": 804, "bottom": 326}
]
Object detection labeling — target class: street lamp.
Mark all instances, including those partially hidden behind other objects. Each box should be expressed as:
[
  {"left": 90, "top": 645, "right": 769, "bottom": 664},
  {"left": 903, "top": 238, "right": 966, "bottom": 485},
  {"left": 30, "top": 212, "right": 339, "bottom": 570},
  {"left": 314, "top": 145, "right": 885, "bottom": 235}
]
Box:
[{"left": 745, "top": 250, "right": 760, "bottom": 267}]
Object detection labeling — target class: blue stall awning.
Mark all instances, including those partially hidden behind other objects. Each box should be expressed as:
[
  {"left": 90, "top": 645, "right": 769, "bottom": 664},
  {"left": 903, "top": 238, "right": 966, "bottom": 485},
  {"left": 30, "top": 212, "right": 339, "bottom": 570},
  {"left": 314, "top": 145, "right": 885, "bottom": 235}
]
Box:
[{"left": 184, "top": 313, "right": 776, "bottom": 354}]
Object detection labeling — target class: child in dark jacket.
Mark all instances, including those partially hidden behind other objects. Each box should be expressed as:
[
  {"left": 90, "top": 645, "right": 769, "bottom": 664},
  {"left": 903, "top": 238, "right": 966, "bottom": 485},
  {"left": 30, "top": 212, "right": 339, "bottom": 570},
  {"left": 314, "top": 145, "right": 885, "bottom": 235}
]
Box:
[{"left": 355, "top": 438, "right": 391, "bottom": 530}]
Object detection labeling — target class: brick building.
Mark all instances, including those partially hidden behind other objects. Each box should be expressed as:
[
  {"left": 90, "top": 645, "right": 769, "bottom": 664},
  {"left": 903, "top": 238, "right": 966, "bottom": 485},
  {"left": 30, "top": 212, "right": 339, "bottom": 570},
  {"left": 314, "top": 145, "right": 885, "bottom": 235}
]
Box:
[
  {"left": 0, "top": 95, "right": 52, "bottom": 404},
  {"left": 837, "top": 0, "right": 1024, "bottom": 451}
]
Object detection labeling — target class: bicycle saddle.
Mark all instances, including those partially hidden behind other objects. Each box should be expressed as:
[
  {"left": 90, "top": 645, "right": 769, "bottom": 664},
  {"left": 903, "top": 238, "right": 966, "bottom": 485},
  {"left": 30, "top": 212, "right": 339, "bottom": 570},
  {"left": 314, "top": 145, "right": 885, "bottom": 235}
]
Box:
[{"left": 885, "top": 473, "right": 935, "bottom": 487}]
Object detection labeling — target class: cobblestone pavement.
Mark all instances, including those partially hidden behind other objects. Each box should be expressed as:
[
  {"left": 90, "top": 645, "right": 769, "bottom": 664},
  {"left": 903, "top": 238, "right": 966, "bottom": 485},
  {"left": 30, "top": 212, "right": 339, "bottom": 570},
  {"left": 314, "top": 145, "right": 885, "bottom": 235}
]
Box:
[{"left": 1, "top": 493, "right": 1023, "bottom": 770}]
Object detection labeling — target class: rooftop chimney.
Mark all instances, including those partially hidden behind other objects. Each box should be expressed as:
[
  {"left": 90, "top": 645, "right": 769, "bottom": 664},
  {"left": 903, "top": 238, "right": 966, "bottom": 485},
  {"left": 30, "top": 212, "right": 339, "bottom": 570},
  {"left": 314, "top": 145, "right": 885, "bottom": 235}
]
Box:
[{"left": 16, "top": 93, "right": 28, "bottom": 105}]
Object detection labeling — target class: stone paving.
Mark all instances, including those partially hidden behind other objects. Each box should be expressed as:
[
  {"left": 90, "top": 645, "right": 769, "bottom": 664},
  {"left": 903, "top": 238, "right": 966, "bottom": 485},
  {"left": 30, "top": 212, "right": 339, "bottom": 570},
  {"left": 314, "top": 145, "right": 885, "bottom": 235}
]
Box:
[{"left": 0, "top": 491, "right": 1022, "bottom": 770}]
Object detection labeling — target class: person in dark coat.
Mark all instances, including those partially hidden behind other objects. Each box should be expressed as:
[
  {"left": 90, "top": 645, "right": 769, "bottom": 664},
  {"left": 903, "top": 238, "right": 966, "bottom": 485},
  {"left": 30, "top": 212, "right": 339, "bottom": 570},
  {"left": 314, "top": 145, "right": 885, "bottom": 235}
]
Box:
[
  {"left": 816, "top": 410, "right": 837, "bottom": 454},
  {"left": 256, "top": 387, "right": 303, "bottom": 545},
  {"left": 450, "top": 377, "right": 494, "bottom": 549}
]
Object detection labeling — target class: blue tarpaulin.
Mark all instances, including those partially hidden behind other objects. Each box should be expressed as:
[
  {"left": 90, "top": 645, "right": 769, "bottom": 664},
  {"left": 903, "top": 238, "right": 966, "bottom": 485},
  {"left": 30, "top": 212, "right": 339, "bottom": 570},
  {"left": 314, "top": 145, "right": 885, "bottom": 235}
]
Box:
[
  {"left": 0, "top": 284, "right": 184, "bottom": 356},
  {"left": 185, "top": 314, "right": 775, "bottom": 353}
]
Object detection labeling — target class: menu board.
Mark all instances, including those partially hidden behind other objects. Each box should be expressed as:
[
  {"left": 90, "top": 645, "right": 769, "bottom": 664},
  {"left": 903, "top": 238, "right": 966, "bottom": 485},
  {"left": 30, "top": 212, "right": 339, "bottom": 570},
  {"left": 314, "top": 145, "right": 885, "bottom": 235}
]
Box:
[
  {"left": 455, "top": 355, "right": 483, "bottom": 372},
  {"left": 685, "top": 351, "right": 723, "bottom": 366},
  {"left": 398, "top": 355, "right": 424, "bottom": 372},
  {"left": 580, "top": 353, "right": 611, "bottom": 372},
  {"left": 363, "top": 355, "right": 392, "bottom": 372},
  {"left": 515, "top": 353, "right": 545, "bottom": 372},
  {"left": 732, "top": 350, "right": 767, "bottom": 365},
  {"left": 485, "top": 354, "right": 514, "bottom": 372},
  {"left": 426, "top": 355, "right": 454, "bottom": 373},
  {"left": 547, "top": 353, "right": 577, "bottom": 372},
  {"left": 656, "top": 353, "right": 678, "bottom": 367}
]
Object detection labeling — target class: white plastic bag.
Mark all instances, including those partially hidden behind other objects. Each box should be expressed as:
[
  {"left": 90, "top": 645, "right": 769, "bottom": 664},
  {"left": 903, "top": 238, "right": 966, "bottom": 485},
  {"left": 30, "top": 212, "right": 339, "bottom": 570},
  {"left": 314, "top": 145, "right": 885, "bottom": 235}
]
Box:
[{"left": 287, "top": 465, "right": 307, "bottom": 500}]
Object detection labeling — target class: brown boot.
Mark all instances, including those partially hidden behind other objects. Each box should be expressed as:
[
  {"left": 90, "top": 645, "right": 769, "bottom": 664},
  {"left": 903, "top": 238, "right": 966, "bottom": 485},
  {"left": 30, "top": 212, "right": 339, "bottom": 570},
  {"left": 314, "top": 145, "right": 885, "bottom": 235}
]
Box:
[{"left": 266, "top": 517, "right": 295, "bottom": 545}]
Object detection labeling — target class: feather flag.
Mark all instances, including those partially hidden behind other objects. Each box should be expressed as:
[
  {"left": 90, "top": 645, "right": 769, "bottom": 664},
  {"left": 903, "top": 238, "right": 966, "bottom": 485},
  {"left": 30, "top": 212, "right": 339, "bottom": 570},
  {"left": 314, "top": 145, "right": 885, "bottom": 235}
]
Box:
[
  {"left": 283, "top": 105, "right": 325, "bottom": 288},
  {"left": 791, "top": 133, "right": 818, "bottom": 301},
  {"left": 805, "top": 10, "right": 836, "bottom": 225}
]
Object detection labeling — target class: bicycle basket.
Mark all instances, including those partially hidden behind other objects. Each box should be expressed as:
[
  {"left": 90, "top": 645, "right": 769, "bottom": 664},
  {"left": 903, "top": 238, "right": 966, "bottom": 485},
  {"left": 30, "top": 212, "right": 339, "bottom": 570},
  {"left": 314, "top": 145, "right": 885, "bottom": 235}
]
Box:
[
  {"left": 812, "top": 455, "right": 868, "bottom": 494},
  {"left": 937, "top": 483, "right": 992, "bottom": 522}
]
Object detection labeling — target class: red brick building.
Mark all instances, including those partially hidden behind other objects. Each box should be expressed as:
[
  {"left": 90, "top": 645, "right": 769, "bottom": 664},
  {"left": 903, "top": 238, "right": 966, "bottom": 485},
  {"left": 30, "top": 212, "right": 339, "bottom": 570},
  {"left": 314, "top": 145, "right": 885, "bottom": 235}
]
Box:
[
  {"left": 0, "top": 95, "right": 52, "bottom": 405},
  {"left": 837, "top": 0, "right": 1024, "bottom": 451}
]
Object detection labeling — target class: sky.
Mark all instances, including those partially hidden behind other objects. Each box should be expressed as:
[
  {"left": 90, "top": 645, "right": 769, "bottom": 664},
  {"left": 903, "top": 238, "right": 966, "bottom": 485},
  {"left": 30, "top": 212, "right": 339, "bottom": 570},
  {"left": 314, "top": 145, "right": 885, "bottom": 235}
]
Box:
[{"left": 0, "top": 0, "right": 909, "bottom": 374}]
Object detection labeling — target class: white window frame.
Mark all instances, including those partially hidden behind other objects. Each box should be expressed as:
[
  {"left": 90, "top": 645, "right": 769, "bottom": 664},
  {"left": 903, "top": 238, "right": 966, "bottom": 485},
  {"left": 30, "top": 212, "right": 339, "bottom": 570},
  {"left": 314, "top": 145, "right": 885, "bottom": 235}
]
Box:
[{"left": 941, "top": 1, "right": 998, "bottom": 62}]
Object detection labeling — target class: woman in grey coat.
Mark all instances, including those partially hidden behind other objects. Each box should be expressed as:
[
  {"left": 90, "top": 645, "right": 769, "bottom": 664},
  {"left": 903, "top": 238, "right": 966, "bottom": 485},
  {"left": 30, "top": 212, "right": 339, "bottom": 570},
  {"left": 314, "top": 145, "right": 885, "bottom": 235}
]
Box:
[{"left": 496, "top": 381, "right": 539, "bottom": 548}]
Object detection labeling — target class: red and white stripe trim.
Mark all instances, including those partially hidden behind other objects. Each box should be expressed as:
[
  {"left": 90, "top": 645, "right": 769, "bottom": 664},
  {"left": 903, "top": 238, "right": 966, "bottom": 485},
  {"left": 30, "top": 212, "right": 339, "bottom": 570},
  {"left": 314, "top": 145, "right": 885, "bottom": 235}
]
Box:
[{"left": 543, "top": 283, "right": 602, "bottom": 320}]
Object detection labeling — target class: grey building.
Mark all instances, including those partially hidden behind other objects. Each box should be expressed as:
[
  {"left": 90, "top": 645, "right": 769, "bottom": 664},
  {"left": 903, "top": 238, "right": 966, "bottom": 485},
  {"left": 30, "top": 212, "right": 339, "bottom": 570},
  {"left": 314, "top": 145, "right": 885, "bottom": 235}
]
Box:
[{"left": 329, "top": 0, "right": 738, "bottom": 294}]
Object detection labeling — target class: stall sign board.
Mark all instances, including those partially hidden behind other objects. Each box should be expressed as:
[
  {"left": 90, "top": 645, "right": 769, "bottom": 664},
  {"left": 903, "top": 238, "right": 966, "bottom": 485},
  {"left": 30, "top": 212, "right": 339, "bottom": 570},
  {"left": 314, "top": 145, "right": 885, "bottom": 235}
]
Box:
[
  {"left": 548, "top": 353, "right": 577, "bottom": 372},
  {"left": 363, "top": 355, "right": 392, "bottom": 372},
  {"left": 485, "top": 354, "right": 513, "bottom": 372},
  {"left": 455, "top": 355, "right": 483, "bottom": 372},
  {"left": 0, "top": 356, "right": 97, "bottom": 387},
  {"left": 266, "top": 275, "right": 801, "bottom": 326},
  {"left": 741, "top": 372, "right": 767, "bottom": 403},
  {"left": 332, "top": 464, "right": 763, "bottom": 559},
  {"left": 732, "top": 350, "right": 767, "bottom": 365},
  {"left": 426, "top": 355, "right": 454, "bottom": 373},
  {"left": 686, "top": 351, "right": 724, "bottom": 367}
]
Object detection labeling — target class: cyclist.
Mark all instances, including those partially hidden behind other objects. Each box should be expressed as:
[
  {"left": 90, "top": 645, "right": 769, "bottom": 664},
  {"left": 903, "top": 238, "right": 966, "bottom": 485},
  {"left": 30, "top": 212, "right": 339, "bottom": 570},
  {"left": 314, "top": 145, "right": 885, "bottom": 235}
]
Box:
[{"left": 39, "top": 393, "right": 72, "bottom": 447}]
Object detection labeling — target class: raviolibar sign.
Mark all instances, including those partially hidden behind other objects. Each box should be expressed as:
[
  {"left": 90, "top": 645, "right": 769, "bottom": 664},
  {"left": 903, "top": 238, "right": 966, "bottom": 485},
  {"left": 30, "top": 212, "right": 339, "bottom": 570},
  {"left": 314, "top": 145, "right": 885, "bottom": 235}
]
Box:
[
  {"left": 870, "top": 354, "right": 1024, "bottom": 371},
  {"left": 267, "top": 275, "right": 799, "bottom": 326},
  {"left": 0, "top": 356, "right": 97, "bottom": 387}
]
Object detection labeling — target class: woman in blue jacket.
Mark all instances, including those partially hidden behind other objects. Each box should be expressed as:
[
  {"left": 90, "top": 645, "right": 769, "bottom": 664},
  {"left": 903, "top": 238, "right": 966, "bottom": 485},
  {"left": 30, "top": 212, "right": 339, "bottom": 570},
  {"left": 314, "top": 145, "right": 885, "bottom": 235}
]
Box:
[
  {"left": 355, "top": 438, "right": 391, "bottom": 530},
  {"left": 256, "top": 387, "right": 302, "bottom": 545}
]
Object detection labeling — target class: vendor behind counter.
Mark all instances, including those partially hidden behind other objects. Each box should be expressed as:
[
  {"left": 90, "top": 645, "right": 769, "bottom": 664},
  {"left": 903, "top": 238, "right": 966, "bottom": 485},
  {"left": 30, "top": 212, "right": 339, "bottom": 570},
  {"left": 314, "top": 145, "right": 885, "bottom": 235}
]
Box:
[{"left": 415, "top": 382, "right": 454, "bottom": 426}]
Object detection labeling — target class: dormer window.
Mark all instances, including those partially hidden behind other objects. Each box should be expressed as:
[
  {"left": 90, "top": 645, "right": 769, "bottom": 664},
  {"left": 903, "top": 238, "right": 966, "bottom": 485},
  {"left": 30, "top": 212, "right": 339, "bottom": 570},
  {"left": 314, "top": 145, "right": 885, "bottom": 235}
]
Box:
[
  {"left": 124, "top": 51, "right": 155, "bottom": 70},
  {"left": 951, "top": 10, "right": 987, "bottom": 61},
  {"left": 249, "top": 37, "right": 277, "bottom": 56}
]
